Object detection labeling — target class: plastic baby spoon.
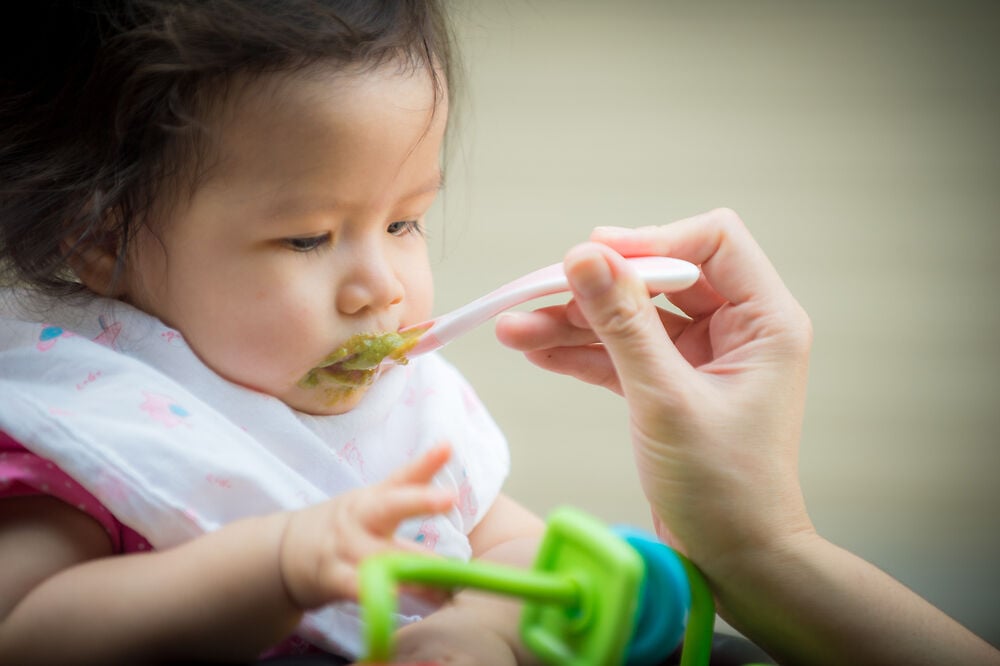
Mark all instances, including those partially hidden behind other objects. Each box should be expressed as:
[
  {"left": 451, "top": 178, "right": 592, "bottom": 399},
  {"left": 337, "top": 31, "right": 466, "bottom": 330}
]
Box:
[{"left": 403, "top": 255, "right": 700, "bottom": 357}]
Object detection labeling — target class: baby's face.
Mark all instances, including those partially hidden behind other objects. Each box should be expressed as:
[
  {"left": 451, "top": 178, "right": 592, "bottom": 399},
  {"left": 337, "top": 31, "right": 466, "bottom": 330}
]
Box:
[{"left": 121, "top": 64, "right": 444, "bottom": 414}]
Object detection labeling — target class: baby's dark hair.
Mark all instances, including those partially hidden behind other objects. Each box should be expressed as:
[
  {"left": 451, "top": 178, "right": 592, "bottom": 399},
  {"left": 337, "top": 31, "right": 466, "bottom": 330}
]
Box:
[{"left": 0, "top": 0, "right": 455, "bottom": 296}]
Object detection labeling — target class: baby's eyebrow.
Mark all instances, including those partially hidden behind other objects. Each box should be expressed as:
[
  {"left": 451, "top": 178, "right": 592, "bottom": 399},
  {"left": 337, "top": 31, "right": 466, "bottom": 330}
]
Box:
[
  {"left": 255, "top": 170, "right": 444, "bottom": 222},
  {"left": 256, "top": 192, "right": 339, "bottom": 222},
  {"left": 402, "top": 170, "right": 445, "bottom": 200}
]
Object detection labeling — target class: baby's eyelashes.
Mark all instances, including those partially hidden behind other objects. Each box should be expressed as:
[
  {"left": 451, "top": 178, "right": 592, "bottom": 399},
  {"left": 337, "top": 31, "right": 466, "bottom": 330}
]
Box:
[
  {"left": 280, "top": 220, "right": 421, "bottom": 252},
  {"left": 282, "top": 233, "right": 332, "bottom": 253},
  {"left": 387, "top": 220, "right": 423, "bottom": 237}
]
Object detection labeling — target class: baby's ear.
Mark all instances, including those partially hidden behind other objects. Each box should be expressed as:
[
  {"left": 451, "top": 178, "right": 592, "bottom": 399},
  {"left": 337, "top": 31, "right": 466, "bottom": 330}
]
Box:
[{"left": 61, "top": 230, "right": 126, "bottom": 297}]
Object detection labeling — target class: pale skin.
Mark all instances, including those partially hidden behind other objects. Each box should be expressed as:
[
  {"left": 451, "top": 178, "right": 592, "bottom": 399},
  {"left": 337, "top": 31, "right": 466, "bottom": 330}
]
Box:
[
  {"left": 495, "top": 208, "right": 1000, "bottom": 666},
  {"left": 0, "top": 62, "right": 543, "bottom": 664}
]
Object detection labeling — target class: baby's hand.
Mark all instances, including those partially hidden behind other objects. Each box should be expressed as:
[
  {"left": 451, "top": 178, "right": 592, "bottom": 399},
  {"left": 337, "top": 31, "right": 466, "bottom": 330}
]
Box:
[
  {"left": 394, "top": 606, "right": 519, "bottom": 666},
  {"left": 278, "top": 445, "right": 456, "bottom": 610}
]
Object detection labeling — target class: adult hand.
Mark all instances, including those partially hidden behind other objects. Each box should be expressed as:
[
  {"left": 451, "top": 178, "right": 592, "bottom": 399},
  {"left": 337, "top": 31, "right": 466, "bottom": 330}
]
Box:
[
  {"left": 496, "top": 209, "right": 814, "bottom": 575},
  {"left": 498, "top": 209, "right": 1000, "bottom": 665}
]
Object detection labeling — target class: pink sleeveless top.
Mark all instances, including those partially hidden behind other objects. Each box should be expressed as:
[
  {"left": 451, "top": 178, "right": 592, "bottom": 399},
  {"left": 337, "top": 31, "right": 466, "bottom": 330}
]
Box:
[
  {"left": 0, "top": 430, "right": 152, "bottom": 553},
  {"left": 0, "top": 430, "right": 320, "bottom": 658}
]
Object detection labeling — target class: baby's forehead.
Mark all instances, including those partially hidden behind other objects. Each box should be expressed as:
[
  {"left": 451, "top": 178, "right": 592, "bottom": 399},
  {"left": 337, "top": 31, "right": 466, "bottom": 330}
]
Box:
[
  {"left": 175, "top": 62, "right": 447, "bottom": 208},
  {"left": 202, "top": 62, "right": 446, "bottom": 158},
  {"left": 215, "top": 59, "right": 446, "bottom": 120},
  {"left": 181, "top": 61, "right": 434, "bottom": 184}
]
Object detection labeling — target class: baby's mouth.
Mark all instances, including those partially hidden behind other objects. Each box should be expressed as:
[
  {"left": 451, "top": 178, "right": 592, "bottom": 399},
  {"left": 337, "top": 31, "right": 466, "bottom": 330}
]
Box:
[{"left": 299, "top": 328, "right": 426, "bottom": 389}]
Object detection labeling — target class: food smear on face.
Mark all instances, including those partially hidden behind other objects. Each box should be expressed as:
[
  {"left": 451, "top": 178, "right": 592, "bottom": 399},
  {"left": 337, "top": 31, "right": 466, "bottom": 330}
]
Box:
[{"left": 299, "top": 327, "right": 428, "bottom": 391}]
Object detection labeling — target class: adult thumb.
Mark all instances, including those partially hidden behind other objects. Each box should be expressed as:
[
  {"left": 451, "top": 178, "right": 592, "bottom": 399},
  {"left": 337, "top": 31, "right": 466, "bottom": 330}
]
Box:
[{"left": 563, "top": 242, "right": 688, "bottom": 399}]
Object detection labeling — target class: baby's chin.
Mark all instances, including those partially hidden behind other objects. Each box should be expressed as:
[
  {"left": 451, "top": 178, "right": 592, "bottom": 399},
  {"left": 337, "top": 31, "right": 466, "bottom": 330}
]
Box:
[
  {"left": 202, "top": 363, "right": 372, "bottom": 415},
  {"left": 278, "top": 380, "right": 373, "bottom": 416}
]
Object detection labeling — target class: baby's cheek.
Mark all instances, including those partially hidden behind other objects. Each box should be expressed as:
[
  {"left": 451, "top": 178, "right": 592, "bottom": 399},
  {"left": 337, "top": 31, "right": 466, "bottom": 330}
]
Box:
[
  {"left": 403, "top": 268, "right": 434, "bottom": 325},
  {"left": 199, "top": 315, "right": 318, "bottom": 392}
]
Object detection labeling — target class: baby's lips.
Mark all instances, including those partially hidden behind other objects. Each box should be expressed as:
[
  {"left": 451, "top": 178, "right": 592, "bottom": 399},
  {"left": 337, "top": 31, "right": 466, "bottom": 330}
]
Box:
[{"left": 314, "top": 327, "right": 429, "bottom": 375}]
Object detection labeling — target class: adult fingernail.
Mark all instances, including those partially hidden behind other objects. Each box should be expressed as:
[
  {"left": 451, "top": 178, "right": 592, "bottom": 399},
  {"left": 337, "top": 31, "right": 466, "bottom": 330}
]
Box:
[
  {"left": 593, "top": 225, "right": 630, "bottom": 237},
  {"left": 567, "top": 250, "right": 613, "bottom": 298}
]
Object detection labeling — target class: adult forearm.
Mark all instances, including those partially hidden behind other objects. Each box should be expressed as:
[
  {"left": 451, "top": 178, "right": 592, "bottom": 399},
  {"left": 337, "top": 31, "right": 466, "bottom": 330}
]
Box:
[
  {"left": 710, "top": 533, "right": 1000, "bottom": 666},
  {"left": 0, "top": 512, "right": 302, "bottom": 664}
]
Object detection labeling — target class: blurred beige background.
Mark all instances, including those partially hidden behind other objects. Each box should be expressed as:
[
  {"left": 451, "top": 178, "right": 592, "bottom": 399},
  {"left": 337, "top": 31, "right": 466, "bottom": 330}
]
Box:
[{"left": 426, "top": 1, "right": 999, "bottom": 646}]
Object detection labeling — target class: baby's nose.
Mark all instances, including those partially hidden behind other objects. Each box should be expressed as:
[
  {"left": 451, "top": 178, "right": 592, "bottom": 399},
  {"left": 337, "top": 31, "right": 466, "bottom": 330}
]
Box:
[{"left": 336, "top": 251, "right": 405, "bottom": 315}]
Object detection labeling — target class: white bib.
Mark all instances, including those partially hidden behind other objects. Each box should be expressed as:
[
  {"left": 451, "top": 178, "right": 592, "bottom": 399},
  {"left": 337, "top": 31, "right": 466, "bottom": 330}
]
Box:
[{"left": 0, "top": 291, "right": 510, "bottom": 657}]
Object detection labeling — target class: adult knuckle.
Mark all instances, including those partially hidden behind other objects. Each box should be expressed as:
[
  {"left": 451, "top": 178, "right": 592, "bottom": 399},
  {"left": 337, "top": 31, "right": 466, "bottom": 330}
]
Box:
[
  {"left": 709, "top": 206, "right": 744, "bottom": 229},
  {"left": 598, "top": 297, "right": 647, "bottom": 340},
  {"left": 708, "top": 208, "right": 749, "bottom": 242},
  {"left": 762, "top": 301, "right": 813, "bottom": 356},
  {"left": 786, "top": 304, "right": 814, "bottom": 352}
]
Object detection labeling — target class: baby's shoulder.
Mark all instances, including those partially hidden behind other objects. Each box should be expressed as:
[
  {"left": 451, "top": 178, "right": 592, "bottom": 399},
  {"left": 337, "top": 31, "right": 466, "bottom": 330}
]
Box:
[{"left": 0, "top": 433, "right": 152, "bottom": 555}]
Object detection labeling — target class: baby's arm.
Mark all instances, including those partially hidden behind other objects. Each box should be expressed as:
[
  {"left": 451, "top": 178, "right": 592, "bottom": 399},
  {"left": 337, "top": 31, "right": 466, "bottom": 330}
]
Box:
[
  {"left": 0, "top": 446, "right": 455, "bottom": 664},
  {"left": 394, "top": 494, "right": 546, "bottom": 666},
  {"left": 0, "top": 496, "right": 302, "bottom": 663}
]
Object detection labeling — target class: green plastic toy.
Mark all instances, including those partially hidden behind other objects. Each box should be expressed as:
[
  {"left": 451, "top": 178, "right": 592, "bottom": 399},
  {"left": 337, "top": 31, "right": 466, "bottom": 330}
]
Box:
[{"left": 359, "top": 506, "right": 720, "bottom": 666}]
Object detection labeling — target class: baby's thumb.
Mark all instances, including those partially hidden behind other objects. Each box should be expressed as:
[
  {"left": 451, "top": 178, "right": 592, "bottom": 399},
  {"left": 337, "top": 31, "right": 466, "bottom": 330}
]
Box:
[{"left": 564, "top": 243, "right": 687, "bottom": 398}]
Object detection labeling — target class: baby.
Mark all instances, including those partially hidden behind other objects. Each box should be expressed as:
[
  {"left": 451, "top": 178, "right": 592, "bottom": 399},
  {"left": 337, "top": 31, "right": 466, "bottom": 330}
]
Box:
[{"left": 0, "top": 1, "right": 543, "bottom": 663}]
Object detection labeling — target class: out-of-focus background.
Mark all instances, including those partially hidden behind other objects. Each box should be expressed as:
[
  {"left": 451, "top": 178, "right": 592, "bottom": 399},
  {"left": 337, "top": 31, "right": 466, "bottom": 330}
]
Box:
[{"left": 427, "top": 0, "right": 999, "bottom": 646}]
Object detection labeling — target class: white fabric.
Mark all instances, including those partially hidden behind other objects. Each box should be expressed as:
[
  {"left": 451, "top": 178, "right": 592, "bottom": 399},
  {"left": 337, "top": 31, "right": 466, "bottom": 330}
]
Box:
[{"left": 0, "top": 291, "right": 510, "bottom": 658}]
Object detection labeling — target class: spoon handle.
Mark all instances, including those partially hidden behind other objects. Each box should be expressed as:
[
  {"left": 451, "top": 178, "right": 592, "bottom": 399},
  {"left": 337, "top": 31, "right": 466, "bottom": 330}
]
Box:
[{"left": 405, "top": 256, "right": 699, "bottom": 357}]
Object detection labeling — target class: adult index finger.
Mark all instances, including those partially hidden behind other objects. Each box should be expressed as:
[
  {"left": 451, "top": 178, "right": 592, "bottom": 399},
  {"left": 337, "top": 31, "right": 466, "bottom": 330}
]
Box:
[{"left": 591, "top": 208, "right": 792, "bottom": 310}]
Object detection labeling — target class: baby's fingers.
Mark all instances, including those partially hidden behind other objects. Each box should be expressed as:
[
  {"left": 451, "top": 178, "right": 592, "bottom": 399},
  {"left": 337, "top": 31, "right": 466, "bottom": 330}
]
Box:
[
  {"left": 383, "top": 442, "right": 452, "bottom": 486},
  {"left": 359, "top": 483, "right": 456, "bottom": 536}
]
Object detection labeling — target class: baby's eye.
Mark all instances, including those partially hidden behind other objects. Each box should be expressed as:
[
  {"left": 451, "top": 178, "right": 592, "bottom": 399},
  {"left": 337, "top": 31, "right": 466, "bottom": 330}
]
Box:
[
  {"left": 283, "top": 233, "right": 331, "bottom": 252},
  {"left": 387, "top": 220, "right": 423, "bottom": 236}
]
